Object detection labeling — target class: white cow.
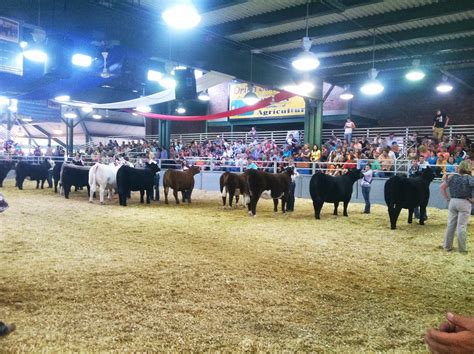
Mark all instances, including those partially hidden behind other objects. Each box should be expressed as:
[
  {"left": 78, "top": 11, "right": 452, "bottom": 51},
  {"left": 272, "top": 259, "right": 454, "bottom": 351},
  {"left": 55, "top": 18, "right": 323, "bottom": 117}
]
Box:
[{"left": 88, "top": 162, "right": 121, "bottom": 204}]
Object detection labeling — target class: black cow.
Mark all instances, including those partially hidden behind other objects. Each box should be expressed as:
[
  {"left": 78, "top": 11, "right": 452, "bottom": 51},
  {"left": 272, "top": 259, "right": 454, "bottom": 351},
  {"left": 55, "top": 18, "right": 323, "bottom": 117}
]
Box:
[
  {"left": 0, "top": 160, "right": 15, "bottom": 187},
  {"left": 116, "top": 162, "right": 159, "bottom": 206},
  {"left": 246, "top": 167, "right": 294, "bottom": 216},
  {"left": 52, "top": 162, "right": 64, "bottom": 193},
  {"left": 309, "top": 169, "right": 362, "bottom": 219},
  {"left": 384, "top": 166, "right": 435, "bottom": 230},
  {"left": 60, "top": 163, "right": 91, "bottom": 199},
  {"left": 220, "top": 172, "right": 248, "bottom": 208},
  {"left": 16, "top": 160, "right": 52, "bottom": 190}
]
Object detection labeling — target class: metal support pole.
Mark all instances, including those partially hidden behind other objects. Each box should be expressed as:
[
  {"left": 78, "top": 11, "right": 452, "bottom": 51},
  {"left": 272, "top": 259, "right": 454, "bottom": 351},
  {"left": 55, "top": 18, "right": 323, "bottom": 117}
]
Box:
[
  {"left": 67, "top": 119, "right": 74, "bottom": 157},
  {"left": 304, "top": 77, "right": 324, "bottom": 146}
]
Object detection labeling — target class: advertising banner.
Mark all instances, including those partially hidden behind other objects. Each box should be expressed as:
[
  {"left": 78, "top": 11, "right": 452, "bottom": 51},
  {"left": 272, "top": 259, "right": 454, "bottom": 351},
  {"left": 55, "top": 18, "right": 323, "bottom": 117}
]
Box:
[
  {"left": 0, "top": 17, "right": 22, "bottom": 75},
  {"left": 229, "top": 83, "right": 305, "bottom": 119},
  {"left": 0, "top": 17, "right": 20, "bottom": 43}
]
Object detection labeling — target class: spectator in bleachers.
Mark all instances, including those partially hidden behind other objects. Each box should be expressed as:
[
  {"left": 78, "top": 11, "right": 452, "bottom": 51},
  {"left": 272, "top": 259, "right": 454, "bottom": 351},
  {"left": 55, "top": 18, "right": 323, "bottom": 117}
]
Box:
[
  {"left": 433, "top": 109, "right": 450, "bottom": 142},
  {"left": 343, "top": 117, "right": 356, "bottom": 144}
]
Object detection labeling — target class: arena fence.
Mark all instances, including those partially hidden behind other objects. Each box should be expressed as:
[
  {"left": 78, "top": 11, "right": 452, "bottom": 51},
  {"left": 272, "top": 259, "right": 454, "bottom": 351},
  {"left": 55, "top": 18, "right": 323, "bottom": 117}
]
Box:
[{"left": 0, "top": 154, "right": 452, "bottom": 179}]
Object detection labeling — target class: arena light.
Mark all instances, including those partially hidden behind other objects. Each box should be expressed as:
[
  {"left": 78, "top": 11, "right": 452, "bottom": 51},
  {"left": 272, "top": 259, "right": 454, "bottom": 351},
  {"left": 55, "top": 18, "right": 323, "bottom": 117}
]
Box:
[
  {"left": 8, "top": 105, "right": 18, "bottom": 112},
  {"left": 54, "top": 95, "right": 70, "bottom": 102},
  {"left": 147, "top": 69, "right": 163, "bottom": 82},
  {"left": 282, "top": 80, "right": 314, "bottom": 96},
  {"left": 243, "top": 85, "right": 260, "bottom": 106},
  {"left": 176, "top": 107, "right": 186, "bottom": 114},
  {"left": 81, "top": 105, "right": 93, "bottom": 113},
  {"left": 162, "top": 3, "right": 201, "bottom": 29},
  {"left": 21, "top": 117, "right": 32, "bottom": 122},
  {"left": 92, "top": 114, "right": 102, "bottom": 119},
  {"left": 436, "top": 76, "right": 453, "bottom": 93},
  {"left": 0, "top": 96, "right": 10, "bottom": 106},
  {"left": 72, "top": 53, "right": 92, "bottom": 67},
  {"left": 19, "top": 41, "right": 28, "bottom": 49},
  {"left": 23, "top": 49, "right": 48, "bottom": 62},
  {"left": 360, "top": 68, "right": 384, "bottom": 96},
  {"left": 405, "top": 59, "right": 425, "bottom": 81},
  {"left": 64, "top": 112, "right": 77, "bottom": 119},
  {"left": 291, "top": 3, "right": 319, "bottom": 72},
  {"left": 194, "top": 69, "right": 203, "bottom": 79},
  {"left": 198, "top": 90, "right": 210, "bottom": 101},
  {"left": 340, "top": 85, "right": 354, "bottom": 100},
  {"left": 292, "top": 37, "right": 320, "bottom": 71},
  {"left": 136, "top": 105, "right": 151, "bottom": 113},
  {"left": 159, "top": 74, "right": 177, "bottom": 89}
]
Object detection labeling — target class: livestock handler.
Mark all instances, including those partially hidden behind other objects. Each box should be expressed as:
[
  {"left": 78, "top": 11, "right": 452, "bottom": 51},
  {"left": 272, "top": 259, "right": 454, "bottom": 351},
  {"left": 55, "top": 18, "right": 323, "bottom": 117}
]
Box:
[
  {"left": 0, "top": 193, "right": 16, "bottom": 337},
  {"left": 439, "top": 160, "right": 473, "bottom": 253}
]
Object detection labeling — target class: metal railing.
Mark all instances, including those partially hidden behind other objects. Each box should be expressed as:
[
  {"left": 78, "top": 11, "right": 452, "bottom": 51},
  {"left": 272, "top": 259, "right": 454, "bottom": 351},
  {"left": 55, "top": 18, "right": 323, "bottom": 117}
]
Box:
[{"left": 0, "top": 153, "right": 459, "bottom": 181}]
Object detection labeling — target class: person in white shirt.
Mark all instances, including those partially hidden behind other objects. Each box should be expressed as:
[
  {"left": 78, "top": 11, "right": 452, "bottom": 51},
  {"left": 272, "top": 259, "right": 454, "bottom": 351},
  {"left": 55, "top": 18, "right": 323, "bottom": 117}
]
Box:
[
  {"left": 344, "top": 118, "right": 356, "bottom": 144},
  {"left": 361, "top": 163, "right": 373, "bottom": 214}
]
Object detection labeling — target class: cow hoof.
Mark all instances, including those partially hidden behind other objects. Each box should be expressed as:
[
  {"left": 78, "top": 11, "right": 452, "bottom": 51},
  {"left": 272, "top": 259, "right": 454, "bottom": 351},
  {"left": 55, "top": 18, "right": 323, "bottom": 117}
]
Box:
[
  {"left": 89, "top": 200, "right": 93, "bottom": 203},
  {"left": 252, "top": 214, "right": 256, "bottom": 218},
  {"left": 391, "top": 226, "right": 396, "bottom": 230},
  {"left": 408, "top": 220, "right": 412, "bottom": 224},
  {"left": 100, "top": 202, "right": 104, "bottom": 205},
  {"left": 344, "top": 214, "right": 348, "bottom": 217}
]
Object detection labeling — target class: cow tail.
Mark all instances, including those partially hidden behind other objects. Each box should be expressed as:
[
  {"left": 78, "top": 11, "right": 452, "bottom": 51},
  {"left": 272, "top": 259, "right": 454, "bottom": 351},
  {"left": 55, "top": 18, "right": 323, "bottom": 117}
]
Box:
[
  {"left": 89, "top": 163, "right": 98, "bottom": 188},
  {"left": 221, "top": 172, "right": 229, "bottom": 197}
]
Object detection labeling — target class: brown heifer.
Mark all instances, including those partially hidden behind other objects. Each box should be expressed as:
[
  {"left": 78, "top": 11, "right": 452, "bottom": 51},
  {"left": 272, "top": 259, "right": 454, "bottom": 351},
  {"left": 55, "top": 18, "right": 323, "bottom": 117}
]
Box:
[
  {"left": 163, "top": 166, "right": 201, "bottom": 204},
  {"left": 219, "top": 172, "right": 248, "bottom": 208}
]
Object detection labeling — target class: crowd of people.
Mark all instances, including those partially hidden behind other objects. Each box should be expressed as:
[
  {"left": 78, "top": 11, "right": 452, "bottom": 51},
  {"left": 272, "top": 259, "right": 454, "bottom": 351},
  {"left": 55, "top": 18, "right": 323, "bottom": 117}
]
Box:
[{"left": 1, "top": 110, "right": 473, "bottom": 178}]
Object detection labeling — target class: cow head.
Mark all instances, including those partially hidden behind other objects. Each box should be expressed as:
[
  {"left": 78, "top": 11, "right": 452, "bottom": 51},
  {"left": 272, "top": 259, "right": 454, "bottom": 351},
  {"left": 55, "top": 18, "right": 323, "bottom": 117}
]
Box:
[
  {"left": 347, "top": 168, "right": 363, "bottom": 181},
  {"left": 284, "top": 166, "right": 295, "bottom": 176},
  {"left": 421, "top": 166, "right": 436, "bottom": 182},
  {"left": 189, "top": 165, "right": 201, "bottom": 175},
  {"left": 145, "top": 161, "right": 160, "bottom": 174}
]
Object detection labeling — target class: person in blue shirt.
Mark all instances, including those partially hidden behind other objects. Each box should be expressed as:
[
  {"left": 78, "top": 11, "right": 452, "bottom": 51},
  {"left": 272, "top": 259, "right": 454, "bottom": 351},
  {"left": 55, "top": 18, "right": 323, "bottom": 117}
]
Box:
[
  {"left": 246, "top": 158, "right": 258, "bottom": 170},
  {"left": 445, "top": 156, "right": 456, "bottom": 174},
  {"left": 427, "top": 151, "right": 438, "bottom": 165}
]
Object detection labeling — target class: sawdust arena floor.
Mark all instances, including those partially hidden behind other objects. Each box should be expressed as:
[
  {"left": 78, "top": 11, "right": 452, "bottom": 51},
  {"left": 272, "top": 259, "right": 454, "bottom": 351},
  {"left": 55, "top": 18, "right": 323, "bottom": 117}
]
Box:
[{"left": 0, "top": 179, "right": 472, "bottom": 352}]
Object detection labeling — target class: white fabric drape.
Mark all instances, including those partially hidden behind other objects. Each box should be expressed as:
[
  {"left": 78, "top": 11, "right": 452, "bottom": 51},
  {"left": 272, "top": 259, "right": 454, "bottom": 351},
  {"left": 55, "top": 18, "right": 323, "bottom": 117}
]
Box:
[{"left": 61, "top": 71, "right": 234, "bottom": 109}]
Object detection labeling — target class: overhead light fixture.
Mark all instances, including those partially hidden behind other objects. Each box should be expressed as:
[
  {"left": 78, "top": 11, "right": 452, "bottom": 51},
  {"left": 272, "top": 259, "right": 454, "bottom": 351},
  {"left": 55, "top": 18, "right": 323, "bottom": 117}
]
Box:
[
  {"left": 175, "top": 105, "right": 186, "bottom": 114},
  {"left": 72, "top": 53, "right": 92, "bottom": 67},
  {"left": 81, "top": 105, "right": 93, "bottom": 113},
  {"left": 405, "top": 59, "right": 425, "bottom": 81},
  {"left": 436, "top": 76, "right": 453, "bottom": 93},
  {"left": 21, "top": 117, "right": 33, "bottom": 122},
  {"left": 198, "top": 90, "right": 210, "bottom": 101},
  {"left": 159, "top": 74, "right": 177, "bottom": 89},
  {"left": 53, "top": 129, "right": 62, "bottom": 135},
  {"left": 361, "top": 68, "right": 384, "bottom": 96},
  {"left": 0, "top": 96, "right": 10, "bottom": 106},
  {"left": 8, "top": 105, "right": 18, "bottom": 112},
  {"left": 23, "top": 49, "right": 48, "bottom": 62},
  {"left": 340, "top": 85, "right": 354, "bottom": 100},
  {"left": 19, "top": 41, "right": 28, "bottom": 49},
  {"left": 54, "top": 95, "right": 70, "bottom": 102},
  {"left": 194, "top": 69, "right": 203, "bottom": 79},
  {"left": 243, "top": 50, "right": 261, "bottom": 106},
  {"left": 283, "top": 75, "right": 315, "bottom": 96},
  {"left": 147, "top": 69, "right": 163, "bottom": 82},
  {"left": 360, "top": 30, "right": 384, "bottom": 96},
  {"left": 64, "top": 112, "right": 77, "bottom": 119},
  {"left": 162, "top": 3, "right": 201, "bottom": 29},
  {"left": 292, "top": 37, "right": 320, "bottom": 71},
  {"left": 92, "top": 114, "right": 102, "bottom": 119},
  {"left": 136, "top": 105, "right": 151, "bottom": 113},
  {"left": 243, "top": 86, "right": 260, "bottom": 106},
  {"left": 292, "top": 2, "right": 320, "bottom": 71}
]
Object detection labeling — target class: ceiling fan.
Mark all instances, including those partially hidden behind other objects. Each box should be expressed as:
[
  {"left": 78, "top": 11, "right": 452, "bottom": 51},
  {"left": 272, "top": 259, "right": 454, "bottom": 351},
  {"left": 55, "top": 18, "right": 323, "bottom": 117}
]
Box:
[{"left": 100, "top": 51, "right": 111, "bottom": 79}]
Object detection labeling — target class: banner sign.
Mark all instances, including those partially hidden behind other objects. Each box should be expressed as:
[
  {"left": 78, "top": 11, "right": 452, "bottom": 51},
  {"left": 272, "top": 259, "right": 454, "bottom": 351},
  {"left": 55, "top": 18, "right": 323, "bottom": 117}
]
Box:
[
  {"left": 0, "top": 17, "right": 20, "bottom": 43},
  {"left": 229, "top": 82, "right": 305, "bottom": 119}
]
